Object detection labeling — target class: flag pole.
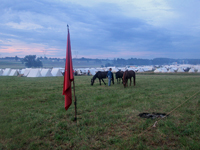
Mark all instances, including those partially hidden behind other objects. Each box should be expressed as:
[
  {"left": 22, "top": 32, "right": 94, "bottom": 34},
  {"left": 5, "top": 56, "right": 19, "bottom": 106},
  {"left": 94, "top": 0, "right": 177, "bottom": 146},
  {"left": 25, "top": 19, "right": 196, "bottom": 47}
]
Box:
[
  {"left": 67, "top": 25, "right": 77, "bottom": 122},
  {"left": 73, "top": 80, "right": 77, "bottom": 122}
]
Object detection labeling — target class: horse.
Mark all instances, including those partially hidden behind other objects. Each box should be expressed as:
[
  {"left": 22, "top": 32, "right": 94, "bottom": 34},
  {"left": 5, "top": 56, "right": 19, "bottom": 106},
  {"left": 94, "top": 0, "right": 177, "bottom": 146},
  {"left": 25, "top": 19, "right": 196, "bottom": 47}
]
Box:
[
  {"left": 122, "top": 70, "right": 136, "bottom": 88},
  {"left": 91, "top": 71, "right": 114, "bottom": 85},
  {"left": 115, "top": 71, "right": 124, "bottom": 84}
]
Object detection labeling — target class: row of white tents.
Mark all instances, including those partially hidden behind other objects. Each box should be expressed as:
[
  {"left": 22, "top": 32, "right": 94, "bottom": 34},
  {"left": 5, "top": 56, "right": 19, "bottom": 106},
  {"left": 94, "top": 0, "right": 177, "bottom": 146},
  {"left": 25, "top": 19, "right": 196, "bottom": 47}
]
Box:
[
  {"left": 1, "top": 65, "right": 200, "bottom": 77},
  {"left": 75, "top": 65, "right": 200, "bottom": 75},
  {"left": 0, "top": 68, "right": 63, "bottom": 77}
]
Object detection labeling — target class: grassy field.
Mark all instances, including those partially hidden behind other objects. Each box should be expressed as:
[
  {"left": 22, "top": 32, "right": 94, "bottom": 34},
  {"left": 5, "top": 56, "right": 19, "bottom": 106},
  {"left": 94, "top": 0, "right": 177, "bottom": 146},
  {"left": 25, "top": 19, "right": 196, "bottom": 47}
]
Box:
[{"left": 0, "top": 73, "right": 200, "bottom": 150}]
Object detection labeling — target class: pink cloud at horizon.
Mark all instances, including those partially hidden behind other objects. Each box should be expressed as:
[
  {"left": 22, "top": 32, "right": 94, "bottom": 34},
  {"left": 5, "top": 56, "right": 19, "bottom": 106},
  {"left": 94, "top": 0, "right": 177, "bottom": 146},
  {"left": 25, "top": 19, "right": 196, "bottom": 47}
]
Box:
[{"left": 0, "top": 39, "right": 62, "bottom": 58}]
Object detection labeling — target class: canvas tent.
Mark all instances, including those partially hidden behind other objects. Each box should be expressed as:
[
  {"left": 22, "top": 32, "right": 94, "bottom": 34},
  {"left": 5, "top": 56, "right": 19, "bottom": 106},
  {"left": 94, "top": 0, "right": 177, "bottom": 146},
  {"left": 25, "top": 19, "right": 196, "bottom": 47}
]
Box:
[
  {"left": 23, "top": 68, "right": 31, "bottom": 76},
  {"left": 51, "top": 68, "right": 63, "bottom": 76},
  {"left": 161, "top": 68, "right": 168, "bottom": 73},
  {"left": 177, "top": 68, "right": 185, "bottom": 72},
  {"left": 168, "top": 69, "right": 175, "bottom": 73},
  {"left": 20, "top": 69, "right": 26, "bottom": 75},
  {"left": 137, "top": 68, "right": 144, "bottom": 72},
  {"left": 154, "top": 69, "right": 161, "bottom": 73},
  {"left": 0, "top": 69, "right": 3, "bottom": 76},
  {"left": 27, "top": 69, "right": 42, "bottom": 77},
  {"left": 108, "top": 67, "right": 119, "bottom": 73},
  {"left": 9, "top": 69, "right": 19, "bottom": 76},
  {"left": 88, "top": 68, "right": 97, "bottom": 75},
  {"left": 188, "top": 68, "right": 195, "bottom": 73},
  {"left": 41, "top": 69, "right": 53, "bottom": 77},
  {"left": 2, "top": 68, "right": 11, "bottom": 76}
]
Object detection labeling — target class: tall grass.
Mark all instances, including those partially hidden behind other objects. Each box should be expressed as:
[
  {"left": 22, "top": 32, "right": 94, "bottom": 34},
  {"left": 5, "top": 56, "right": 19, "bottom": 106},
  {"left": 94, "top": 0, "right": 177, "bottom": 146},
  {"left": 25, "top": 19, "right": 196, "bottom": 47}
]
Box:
[{"left": 0, "top": 73, "right": 200, "bottom": 149}]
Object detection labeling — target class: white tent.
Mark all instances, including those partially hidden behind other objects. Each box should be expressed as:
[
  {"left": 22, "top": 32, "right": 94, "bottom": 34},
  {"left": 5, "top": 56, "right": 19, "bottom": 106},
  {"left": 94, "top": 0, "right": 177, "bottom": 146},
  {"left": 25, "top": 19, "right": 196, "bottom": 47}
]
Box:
[
  {"left": 127, "top": 68, "right": 136, "bottom": 71},
  {"left": 177, "top": 68, "right": 185, "bottom": 72},
  {"left": 117, "top": 67, "right": 126, "bottom": 71},
  {"left": 0, "top": 69, "right": 3, "bottom": 76},
  {"left": 96, "top": 68, "right": 105, "bottom": 71},
  {"left": 23, "top": 68, "right": 31, "bottom": 76},
  {"left": 188, "top": 68, "right": 195, "bottom": 73},
  {"left": 154, "top": 69, "right": 162, "bottom": 73},
  {"left": 20, "top": 69, "right": 26, "bottom": 74},
  {"left": 41, "top": 69, "right": 53, "bottom": 77},
  {"left": 9, "top": 69, "right": 19, "bottom": 76},
  {"left": 168, "top": 69, "right": 175, "bottom": 73},
  {"left": 142, "top": 67, "right": 153, "bottom": 72},
  {"left": 197, "top": 69, "right": 200, "bottom": 73},
  {"left": 137, "top": 68, "right": 144, "bottom": 72},
  {"left": 88, "top": 68, "right": 98, "bottom": 75},
  {"left": 51, "top": 68, "right": 63, "bottom": 76},
  {"left": 27, "top": 69, "right": 42, "bottom": 77},
  {"left": 161, "top": 68, "right": 168, "bottom": 73},
  {"left": 2, "top": 68, "right": 11, "bottom": 76},
  {"left": 108, "top": 67, "right": 119, "bottom": 73}
]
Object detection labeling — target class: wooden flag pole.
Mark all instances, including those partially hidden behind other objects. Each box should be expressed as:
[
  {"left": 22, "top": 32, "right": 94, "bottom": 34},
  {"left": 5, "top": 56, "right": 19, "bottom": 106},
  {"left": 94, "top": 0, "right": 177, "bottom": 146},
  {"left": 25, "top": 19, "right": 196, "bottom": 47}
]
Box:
[{"left": 73, "top": 80, "right": 77, "bottom": 122}]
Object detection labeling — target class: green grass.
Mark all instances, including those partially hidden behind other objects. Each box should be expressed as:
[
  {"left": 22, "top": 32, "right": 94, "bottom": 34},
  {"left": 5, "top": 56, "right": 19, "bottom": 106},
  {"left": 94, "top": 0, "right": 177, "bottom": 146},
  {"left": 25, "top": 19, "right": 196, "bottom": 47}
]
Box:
[{"left": 0, "top": 73, "right": 200, "bottom": 149}]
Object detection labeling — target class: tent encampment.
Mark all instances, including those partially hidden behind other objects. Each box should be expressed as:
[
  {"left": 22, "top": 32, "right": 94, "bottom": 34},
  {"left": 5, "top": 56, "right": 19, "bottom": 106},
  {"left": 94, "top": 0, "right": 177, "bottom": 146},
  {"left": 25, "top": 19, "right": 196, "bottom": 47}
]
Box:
[
  {"left": 41, "top": 69, "right": 53, "bottom": 77},
  {"left": 9, "top": 69, "right": 19, "bottom": 76},
  {"left": 168, "top": 69, "right": 175, "bottom": 73},
  {"left": 0, "top": 69, "right": 3, "bottom": 76},
  {"left": 188, "top": 68, "right": 195, "bottom": 73},
  {"left": 27, "top": 69, "right": 42, "bottom": 77},
  {"left": 51, "top": 68, "right": 63, "bottom": 76},
  {"left": 154, "top": 69, "right": 161, "bottom": 73},
  {"left": 2, "top": 68, "right": 11, "bottom": 76},
  {"left": 177, "top": 68, "right": 185, "bottom": 72}
]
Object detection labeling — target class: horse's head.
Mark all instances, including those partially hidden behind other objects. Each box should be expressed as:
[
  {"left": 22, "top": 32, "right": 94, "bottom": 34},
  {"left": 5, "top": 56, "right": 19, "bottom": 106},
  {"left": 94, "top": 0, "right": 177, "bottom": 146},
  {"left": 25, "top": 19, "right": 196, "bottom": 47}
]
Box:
[
  {"left": 123, "top": 79, "right": 127, "bottom": 88},
  {"left": 91, "top": 78, "right": 94, "bottom": 85},
  {"left": 122, "top": 71, "right": 127, "bottom": 88}
]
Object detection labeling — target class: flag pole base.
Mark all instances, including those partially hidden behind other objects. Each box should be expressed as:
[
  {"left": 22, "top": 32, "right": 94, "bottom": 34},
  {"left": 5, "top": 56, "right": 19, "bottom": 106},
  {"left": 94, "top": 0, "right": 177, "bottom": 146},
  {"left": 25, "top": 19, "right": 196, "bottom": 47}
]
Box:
[{"left": 73, "top": 117, "right": 77, "bottom": 122}]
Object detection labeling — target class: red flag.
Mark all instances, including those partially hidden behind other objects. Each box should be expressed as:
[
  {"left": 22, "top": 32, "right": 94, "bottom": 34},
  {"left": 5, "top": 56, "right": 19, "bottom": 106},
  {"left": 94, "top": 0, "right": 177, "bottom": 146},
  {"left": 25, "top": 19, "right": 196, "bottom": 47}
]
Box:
[{"left": 63, "top": 27, "right": 74, "bottom": 111}]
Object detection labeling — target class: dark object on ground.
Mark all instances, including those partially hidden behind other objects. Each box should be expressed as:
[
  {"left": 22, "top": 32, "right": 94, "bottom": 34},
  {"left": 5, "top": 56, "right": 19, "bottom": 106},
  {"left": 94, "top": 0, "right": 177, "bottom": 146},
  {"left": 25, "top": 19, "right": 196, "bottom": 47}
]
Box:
[
  {"left": 138, "top": 112, "right": 169, "bottom": 119},
  {"left": 91, "top": 71, "right": 114, "bottom": 85}
]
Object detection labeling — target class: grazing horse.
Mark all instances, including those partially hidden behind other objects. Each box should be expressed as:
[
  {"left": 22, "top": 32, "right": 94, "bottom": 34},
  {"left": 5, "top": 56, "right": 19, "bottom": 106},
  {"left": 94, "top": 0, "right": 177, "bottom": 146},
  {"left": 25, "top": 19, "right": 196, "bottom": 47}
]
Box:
[
  {"left": 115, "top": 71, "right": 124, "bottom": 84},
  {"left": 91, "top": 71, "right": 114, "bottom": 85},
  {"left": 122, "top": 70, "right": 136, "bottom": 88}
]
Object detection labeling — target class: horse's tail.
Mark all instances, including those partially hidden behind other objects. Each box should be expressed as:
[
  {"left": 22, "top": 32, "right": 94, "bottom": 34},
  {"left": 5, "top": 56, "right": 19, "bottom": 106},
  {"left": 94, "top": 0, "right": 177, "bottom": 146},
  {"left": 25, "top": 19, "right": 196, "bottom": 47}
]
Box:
[{"left": 133, "top": 72, "right": 136, "bottom": 86}]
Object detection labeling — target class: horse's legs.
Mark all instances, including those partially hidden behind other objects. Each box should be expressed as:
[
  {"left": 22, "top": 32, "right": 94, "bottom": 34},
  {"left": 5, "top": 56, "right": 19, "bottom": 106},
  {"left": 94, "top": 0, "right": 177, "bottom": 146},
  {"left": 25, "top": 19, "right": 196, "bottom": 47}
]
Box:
[
  {"left": 102, "top": 79, "right": 106, "bottom": 85},
  {"left": 99, "top": 79, "right": 101, "bottom": 85},
  {"left": 117, "top": 78, "right": 118, "bottom": 84},
  {"left": 134, "top": 75, "right": 135, "bottom": 86}
]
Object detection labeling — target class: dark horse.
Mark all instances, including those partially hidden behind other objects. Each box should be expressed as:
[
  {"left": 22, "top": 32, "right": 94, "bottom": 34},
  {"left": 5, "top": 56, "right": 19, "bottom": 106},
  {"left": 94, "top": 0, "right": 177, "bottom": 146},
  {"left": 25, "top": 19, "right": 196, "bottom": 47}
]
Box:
[
  {"left": 115, "top": 71, "right": 124, "bottom": 84},
  {"left": 122, "top": 70, "right": 136, "bottom": 88},
  {"left": 91, "top": 71, "right": 114, "bottom": 85}
]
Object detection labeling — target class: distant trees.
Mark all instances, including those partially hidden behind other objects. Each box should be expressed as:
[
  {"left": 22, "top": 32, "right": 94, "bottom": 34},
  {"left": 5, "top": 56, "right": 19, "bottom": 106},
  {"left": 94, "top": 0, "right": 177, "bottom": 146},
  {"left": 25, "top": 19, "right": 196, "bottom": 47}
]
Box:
[
  {"left": 14, "top": 56, "right": 19, "bottom": 61},
  {"left": 23, "top": 55, "right": 43, "bottom": 68}
]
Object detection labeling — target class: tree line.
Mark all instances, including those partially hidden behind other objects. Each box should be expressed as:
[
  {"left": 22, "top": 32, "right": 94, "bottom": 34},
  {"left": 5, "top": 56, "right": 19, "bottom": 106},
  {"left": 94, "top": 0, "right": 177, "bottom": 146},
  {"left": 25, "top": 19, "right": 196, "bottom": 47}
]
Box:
[{"left": 1, "top": 56, "right": 200, "bottom": 67}]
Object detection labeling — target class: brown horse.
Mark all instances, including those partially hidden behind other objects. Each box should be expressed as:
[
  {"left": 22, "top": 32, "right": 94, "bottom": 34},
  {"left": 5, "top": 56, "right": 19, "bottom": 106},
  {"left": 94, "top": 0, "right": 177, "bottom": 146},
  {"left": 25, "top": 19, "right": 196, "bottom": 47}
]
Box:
[{"left": 122, "top": 70, "right": 136, "bottom": 88}]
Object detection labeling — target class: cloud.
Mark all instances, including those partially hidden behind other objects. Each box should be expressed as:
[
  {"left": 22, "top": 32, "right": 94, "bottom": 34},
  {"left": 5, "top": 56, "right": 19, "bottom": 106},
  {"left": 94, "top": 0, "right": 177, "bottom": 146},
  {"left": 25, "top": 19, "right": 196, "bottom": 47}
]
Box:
[{"left": 0, "top": 0, "right": 200, "bottom": 59}]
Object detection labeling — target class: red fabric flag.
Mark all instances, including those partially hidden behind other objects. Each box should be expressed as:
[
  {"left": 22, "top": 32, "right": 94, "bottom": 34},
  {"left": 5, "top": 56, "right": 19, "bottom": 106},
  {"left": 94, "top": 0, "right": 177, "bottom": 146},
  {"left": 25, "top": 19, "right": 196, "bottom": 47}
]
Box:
[{"left": 63, "top": 27, "right": 74, "bottom": 111}]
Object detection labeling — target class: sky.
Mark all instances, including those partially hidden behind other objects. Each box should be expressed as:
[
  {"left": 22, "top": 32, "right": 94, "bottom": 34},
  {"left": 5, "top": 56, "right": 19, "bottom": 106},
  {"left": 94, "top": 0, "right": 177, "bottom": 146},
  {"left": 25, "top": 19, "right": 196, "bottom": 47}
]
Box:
[{"left": 0, "top": 0, "right": 200, "bottom": 59}]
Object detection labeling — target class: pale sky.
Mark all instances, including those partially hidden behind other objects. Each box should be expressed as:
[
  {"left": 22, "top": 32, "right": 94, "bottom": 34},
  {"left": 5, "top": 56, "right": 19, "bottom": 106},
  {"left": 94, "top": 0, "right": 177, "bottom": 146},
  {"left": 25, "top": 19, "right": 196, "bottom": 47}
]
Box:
[{"left": 0, "top": 0, "right": 200, "bottom": 59}]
